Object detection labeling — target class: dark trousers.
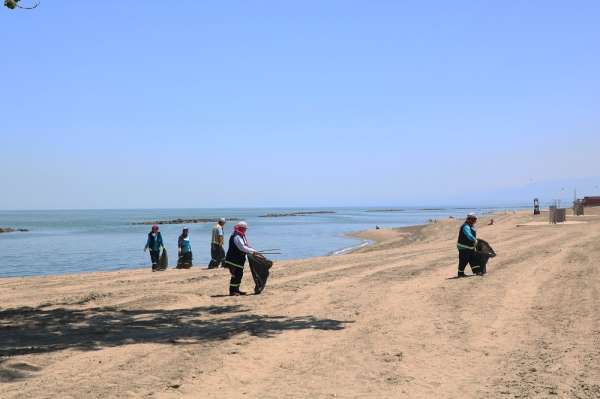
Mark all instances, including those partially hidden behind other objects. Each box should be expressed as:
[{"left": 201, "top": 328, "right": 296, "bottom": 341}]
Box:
[
  {"left": 150, "top": 250, "right": 160, "bottom": 269},
  {"left": 177, "top": 251, "right": 193, "bottom": 269},
  {"left": 229, "top": 264, "right": 244, "bottom": 294},
  {"left": 458, "top": 249, "right": 481, "bottom": 275},
  {"left": 208, "top": 244, "right": 225, "bottom": 269}
]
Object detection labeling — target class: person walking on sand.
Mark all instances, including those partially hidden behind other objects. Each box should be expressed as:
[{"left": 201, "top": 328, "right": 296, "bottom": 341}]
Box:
[
  {"left": 176, "top": 227, "right": 193, "bottom": 269},
  {"left": 144, "top": 225, "right": 165, "bottom": 271},
  {"left": 208, "top": 218, "right": 226, "bottom": 269},
  {"left": 224, "top": 221, "right": 258, "bottom": 296},
  {"left": 457, "top": 213, "right": 482, "bottom": 277}
]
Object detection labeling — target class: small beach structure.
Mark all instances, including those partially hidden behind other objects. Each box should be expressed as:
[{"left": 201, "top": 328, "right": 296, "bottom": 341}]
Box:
[
  {"left": 549, "top": 206, "right": 567, "bottom": 224},
  {"left": 573, "top": 200, "right": 585, "bottom": 216},
  {"left": 533, "top": 198, "right": 541, "bottom": 215}
]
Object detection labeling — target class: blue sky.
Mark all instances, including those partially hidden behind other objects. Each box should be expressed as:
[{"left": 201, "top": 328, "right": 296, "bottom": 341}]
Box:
[{"left": 1, "top": 1, "right": 599, "bottom": 209}]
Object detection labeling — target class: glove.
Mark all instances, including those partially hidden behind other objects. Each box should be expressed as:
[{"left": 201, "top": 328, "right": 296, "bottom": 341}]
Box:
[{"left": 178, "top": 248, "right": 182, "bottom": 255}]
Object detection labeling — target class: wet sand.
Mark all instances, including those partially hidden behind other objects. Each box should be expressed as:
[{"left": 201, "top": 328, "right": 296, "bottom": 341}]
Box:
[{"left": 1, "top": 209, "right": 600, "bottom": 398}]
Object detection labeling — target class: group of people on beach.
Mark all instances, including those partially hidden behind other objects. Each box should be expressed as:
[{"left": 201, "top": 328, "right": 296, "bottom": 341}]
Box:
[
  {"left": 143, "top": 212, "right": 493, "bottom": 296},
  {"left": 144, "top": 219, "right": 265, "bottom": 296}
]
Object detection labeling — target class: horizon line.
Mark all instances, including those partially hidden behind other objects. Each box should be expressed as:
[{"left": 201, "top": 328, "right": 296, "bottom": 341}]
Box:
[{"left": 0, "top": 203, "right": 533, "bottom": 212}]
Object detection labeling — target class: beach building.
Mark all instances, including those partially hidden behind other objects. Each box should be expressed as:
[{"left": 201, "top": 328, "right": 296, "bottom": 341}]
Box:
[{"left": 582, "top": 196, "right": 600, "bottom": 207}]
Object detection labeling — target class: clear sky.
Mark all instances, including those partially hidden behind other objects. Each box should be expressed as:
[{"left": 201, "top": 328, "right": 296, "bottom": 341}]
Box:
[{"left": 1, "top": 1, "right": 599, "bottom": 209}]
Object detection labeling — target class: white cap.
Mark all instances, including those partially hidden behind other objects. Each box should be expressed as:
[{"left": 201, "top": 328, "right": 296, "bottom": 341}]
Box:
[
  {"left": 237, "top": 221, "right": 248, "bottom": 228},
  {"left": 467, "top": 212, "right": 477, "bottom": 219},
  {"left": 218, "top": 218, "right": 226, "bottom": 223}
]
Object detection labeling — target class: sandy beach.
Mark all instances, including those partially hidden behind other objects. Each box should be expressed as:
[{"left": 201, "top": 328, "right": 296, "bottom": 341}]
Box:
[{"left": 1, "top": 209, "right": 600, "bottom": 398}]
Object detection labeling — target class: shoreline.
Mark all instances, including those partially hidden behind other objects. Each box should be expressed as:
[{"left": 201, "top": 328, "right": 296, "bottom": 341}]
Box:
[
  {"left": 0, "top": 220, "right": 437, "bottom": 280},
  {"left": 335, "top": 222, "right": 431, "bottom": 256},
  {"left": 0, "top": 216, "right": 488, "bottom": 280},
  {"left": 0, "top": 207, "right": 528, "bottom": 279}
]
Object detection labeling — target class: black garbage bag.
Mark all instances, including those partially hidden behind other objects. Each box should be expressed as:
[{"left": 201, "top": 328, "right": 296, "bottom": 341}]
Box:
[
  {"left": 157, "top": 248, "right": 168, "bottom": 271},
  {"left": 247, "top": 254, "right": 273, "bottom": 294},
  {"left": 475, "top": 239, "right": 496, "bottom": 275}
]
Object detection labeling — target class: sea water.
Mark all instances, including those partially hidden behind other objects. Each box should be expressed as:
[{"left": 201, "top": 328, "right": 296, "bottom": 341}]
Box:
[{"left": 0, "top": 207, "right": 516, "bottom": 277}]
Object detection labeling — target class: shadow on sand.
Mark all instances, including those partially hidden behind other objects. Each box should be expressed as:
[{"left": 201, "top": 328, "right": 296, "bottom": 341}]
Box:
[
  {"left": 0, "top": 304, "right": 350, "bottom": 382},
  {"left": 446, "top": 275, "right": 478, "bottom": 280}
]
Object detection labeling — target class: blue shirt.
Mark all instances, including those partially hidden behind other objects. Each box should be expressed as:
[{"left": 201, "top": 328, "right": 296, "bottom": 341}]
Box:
[
  {"left": 179, "top": 237, "right": 192, "bottom": 253},
  {"left": 146, "top": 232, "right": 163, "bottom": 252},
  {"left": 462, "top": 224, "right": 477, "bottom": 242}
]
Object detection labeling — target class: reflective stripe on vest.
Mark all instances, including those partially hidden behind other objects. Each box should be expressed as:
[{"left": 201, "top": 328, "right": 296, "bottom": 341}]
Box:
[
  {"left": 225, "top": 260, "right": 244, "bottom": 269},
  {"left": 457, "top": 243, "right": 476, "bottom": 250}
]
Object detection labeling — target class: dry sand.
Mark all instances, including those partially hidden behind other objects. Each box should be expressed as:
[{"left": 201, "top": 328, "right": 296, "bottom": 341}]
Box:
[{"left": 1, "top": 209, "right": 600, "bottom": 398}]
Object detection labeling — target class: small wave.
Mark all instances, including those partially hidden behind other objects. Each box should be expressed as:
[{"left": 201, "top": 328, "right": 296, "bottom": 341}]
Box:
[
  {"left": 330, "top": 240, "right": 372, "bottom": 256},
  {"left": 365, "top": 209, "right": 405, "bottom": 213}
]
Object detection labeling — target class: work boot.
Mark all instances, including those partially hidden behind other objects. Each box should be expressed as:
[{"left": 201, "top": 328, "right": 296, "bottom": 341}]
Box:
[
  {"left": 457, "top": 271, "right": 466, "bottom": 278},
  {"left": 229, "top": 291, "right": 247, "bottom": 296}
]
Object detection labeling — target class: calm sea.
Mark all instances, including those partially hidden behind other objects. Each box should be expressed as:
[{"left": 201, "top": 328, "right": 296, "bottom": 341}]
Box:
[{"left": 0, "top": 207, "right": 516, "bottom": 277}]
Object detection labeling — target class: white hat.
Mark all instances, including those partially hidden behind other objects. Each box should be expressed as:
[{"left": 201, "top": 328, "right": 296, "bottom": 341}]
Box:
[
  {"left": 237, "top": 221, "right": 248, "bottom": 228},
  {"left": 218, "top": 218, "right": 226, "bottom": 223},
  {"left": 467, "top": 213, "right": 477, "bottom": 219}
]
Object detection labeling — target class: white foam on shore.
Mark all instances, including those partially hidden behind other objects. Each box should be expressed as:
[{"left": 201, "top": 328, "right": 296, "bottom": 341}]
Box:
[{"left": 330, "top": 240, "right": 372, "bottom": 256}]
